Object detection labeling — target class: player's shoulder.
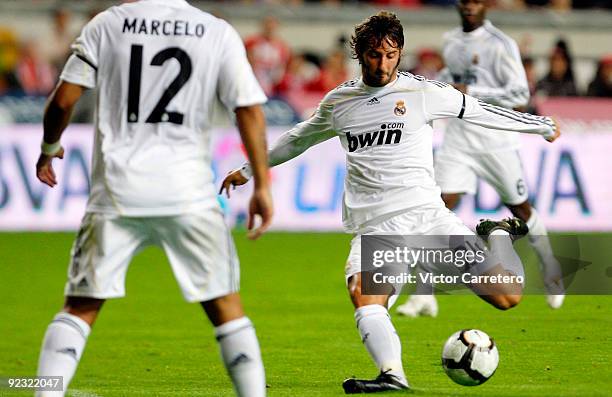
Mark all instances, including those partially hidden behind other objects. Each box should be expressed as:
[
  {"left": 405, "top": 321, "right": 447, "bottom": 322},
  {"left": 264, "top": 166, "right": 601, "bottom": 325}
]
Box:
[
  {"left": 322, "top": 77, "right": 362, "bottom": 104},
  {"left": 397, "top": 71, "right": 452, "bottom": 91},
  {"left": 111, "top": 1, "right": 224, "bottom": 26},
  {"left": 442, "top": 27, "right": 463, "bottom": 44},
  {"left": 482, "top": 20, "right": 519, "bottom": 53}
]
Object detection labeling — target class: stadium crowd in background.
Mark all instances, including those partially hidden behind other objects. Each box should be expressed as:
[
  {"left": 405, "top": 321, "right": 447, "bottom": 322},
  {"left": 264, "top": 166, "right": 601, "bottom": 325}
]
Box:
[{"left": 0, "top": 5, "right": 611, "bottom": 121}]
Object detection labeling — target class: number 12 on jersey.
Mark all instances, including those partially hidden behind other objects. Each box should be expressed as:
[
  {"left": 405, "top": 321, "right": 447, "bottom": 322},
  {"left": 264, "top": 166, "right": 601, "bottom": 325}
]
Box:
[{"left": 127, "top": 44, "right": 192, "bottom": 125}]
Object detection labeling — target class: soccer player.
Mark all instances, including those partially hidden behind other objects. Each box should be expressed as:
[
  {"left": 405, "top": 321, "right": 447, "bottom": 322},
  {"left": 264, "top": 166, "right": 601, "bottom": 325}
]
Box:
[
  {"left": 34, "top": 1, "right": 272, "bottom": 396},
  {"left": 221, "top": 11, "right": 560, "bottom": 393},
  {"left": 396, "top": 0, "right": 564, "bottom": 318}
]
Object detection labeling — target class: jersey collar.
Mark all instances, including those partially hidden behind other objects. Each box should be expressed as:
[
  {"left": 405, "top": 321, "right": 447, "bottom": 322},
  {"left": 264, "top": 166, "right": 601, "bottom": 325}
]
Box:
[
  {"left": 462, "top": 19, "right": 490, "bottom": 39},
  {"left": 360, "top": 72, "right": 400, "bottom": 93},
  {"left": 140, "top": 0, "right": 191, "bottom": 8}
]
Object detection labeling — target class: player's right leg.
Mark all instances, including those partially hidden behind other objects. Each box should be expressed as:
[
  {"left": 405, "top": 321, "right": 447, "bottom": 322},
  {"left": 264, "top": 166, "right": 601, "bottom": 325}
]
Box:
[
  {"left": 342, "top": 236, "right": 409, "bottom": 394},
  {"left": 36, "top": 213, "right": 149, "bottom": 396},
  {"left": 154, "top": 208, "right": 265, "bottom": 397},
  {"left": 201, "top": 293, "right": 266, "bottom": 397}
]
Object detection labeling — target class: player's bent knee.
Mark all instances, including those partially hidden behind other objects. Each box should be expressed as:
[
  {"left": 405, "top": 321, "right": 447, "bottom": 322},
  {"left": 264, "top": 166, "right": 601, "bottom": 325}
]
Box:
[{"left": 493, "top": 294, "right": 522, "bottom": 310}]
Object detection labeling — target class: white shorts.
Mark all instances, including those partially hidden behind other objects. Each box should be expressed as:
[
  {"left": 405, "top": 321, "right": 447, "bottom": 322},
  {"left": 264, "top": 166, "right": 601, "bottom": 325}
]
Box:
[
  {"left": 345, "top": 202, "right": 496, "bottom": 281},
  {"left": 435, "top": 147, "right": 528, "bottom": 206},
  {"left": 65, "top": 208, "right": 239, "bottom": 303}
]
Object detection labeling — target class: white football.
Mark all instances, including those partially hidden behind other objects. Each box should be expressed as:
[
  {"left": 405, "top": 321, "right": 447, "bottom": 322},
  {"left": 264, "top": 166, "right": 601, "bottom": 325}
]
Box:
[{"left": 441, "top": 329, "right": 499, "bottom": 386}]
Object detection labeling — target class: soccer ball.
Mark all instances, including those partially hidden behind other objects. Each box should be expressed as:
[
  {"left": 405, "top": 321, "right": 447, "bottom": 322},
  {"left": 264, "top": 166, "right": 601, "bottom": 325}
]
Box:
[{"left": 441, "top": 329, "right": 499, "bottom": 386}]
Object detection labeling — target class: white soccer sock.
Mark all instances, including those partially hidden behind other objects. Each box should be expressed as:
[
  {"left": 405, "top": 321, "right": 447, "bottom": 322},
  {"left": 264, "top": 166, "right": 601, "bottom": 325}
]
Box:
[
  {"left": 215, "top": 317, "right": 266, "bottom": 397},
  {"left": 526, "top": 210, "right": 564, "bottom": 290},
  {"left": 36, "top": 312, "right": 91, "bottom": 397},
  {"left": 354, "top": 305, "right": 407, "bottom": 384},
  {"left": 489, "top": 230, "right": 524, "bottom": 278}
]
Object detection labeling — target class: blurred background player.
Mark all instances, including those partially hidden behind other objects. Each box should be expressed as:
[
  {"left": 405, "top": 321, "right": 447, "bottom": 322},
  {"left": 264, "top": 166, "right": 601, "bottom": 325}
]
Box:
[
  {"left": 221, "top": 11, "right": 560, "bottom": 394},
  {"left": 33, "top": 0, "right": 272, "bottom": 396},
  {"left": 396, "top": 0, "right": 565, "bottom": 318}
]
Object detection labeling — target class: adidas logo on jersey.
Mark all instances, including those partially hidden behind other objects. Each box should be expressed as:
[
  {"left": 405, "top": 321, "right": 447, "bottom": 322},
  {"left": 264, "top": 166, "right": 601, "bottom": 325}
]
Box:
[
  {"left": 346, "top": 123, "right": 404, "bottom": 152},
  {"left": 366, "top": 97, "right": 380, "bottom": 105}
]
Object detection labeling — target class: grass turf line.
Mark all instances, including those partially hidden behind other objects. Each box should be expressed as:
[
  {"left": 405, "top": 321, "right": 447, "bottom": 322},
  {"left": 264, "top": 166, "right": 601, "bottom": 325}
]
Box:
[{"left": 0, "top": 232, "right": 610, "bottom": 396}]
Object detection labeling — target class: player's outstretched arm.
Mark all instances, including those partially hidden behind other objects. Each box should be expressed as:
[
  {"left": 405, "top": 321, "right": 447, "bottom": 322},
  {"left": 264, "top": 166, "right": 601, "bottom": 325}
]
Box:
[
  {"left": 462, "top": 95, "right": 561, "bottom": 142},
  {"left": 234, "top": 104, "right": 273, "bottom": 240},
  {"left": 36, "top": 81, "right": 84, "bottom": 187},
  {"left": 424, "top": 85, "right": 560, "bottom": 143}
]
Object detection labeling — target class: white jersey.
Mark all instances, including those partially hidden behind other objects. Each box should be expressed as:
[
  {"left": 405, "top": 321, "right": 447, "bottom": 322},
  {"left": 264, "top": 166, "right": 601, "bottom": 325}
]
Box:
[
  {"left": 243, "top": 72, "right": 555, "bottom": 232},
  {"left": 439, "top": 20, "right": 529, "bottom": 153},
  {"left": 60, "top": 0, "right": 266, "bottom": 216}
]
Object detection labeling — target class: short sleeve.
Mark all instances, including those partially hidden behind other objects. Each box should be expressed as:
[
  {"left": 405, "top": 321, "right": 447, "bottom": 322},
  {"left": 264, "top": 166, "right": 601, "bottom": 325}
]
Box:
[
  {"left": 61, "top": 11, "right": 107, "bottom": 88},
  {"left": 71, "top": 12, "right": 106, "bottom": 70},
  {"left": 60, "top": 54, "right": 96, "bottom": 89},
  {"left": 217, "top": 23, "right": 267, "bottom": 111}
]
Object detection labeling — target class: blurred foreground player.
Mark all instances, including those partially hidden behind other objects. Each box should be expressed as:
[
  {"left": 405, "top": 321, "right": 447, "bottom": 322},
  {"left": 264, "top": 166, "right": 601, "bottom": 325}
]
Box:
[
  {"left": 397, "top": 0, "right": 564, "bottom": 318},
  {"left": 221, "top": 11, "right": 560, "bottom": 394},
  {"left": 34, "top": 1, "right": 272, "bottom": 396}
]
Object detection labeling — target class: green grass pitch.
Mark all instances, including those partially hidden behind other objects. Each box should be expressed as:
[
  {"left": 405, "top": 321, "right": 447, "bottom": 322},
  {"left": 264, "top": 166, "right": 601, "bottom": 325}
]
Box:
[{"left": 1, "top": 232, "right": 611, "bottom": 396}]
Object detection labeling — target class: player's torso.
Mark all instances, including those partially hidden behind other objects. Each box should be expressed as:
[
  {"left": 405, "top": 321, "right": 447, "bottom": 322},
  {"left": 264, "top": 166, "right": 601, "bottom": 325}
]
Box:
[
  {"left": 442, "top": 26, "right": 520, "bottom": 152},
  {"left": 330, "top": 75, "right": 444, "bottom": 229},
  {"left": 89, "top": 2, "right": 226, "bottom": 214},
  {"left": 443, "top": 29, "right": 501, "bottom": 93},
  {"left": 331, "top": 75, "right": 438, "bottom": 192}
]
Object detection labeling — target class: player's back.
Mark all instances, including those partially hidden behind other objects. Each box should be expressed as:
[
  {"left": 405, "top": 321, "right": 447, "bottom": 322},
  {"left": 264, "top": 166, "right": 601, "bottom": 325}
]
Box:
[{"left": 68, "top": 0, "right": 264, "bottom": 216}]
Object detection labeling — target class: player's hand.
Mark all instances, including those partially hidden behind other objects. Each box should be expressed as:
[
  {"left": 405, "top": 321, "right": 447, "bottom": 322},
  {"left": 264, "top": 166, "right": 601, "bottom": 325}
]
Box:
[
  {"left": 219, "top": 169, "right": 249, "bottom": 198},
  {"left": 35, "top": 147, "right": 64, "bottom": 187},
  {"left": 247, "top": 187, "right": 273, "bottom": 240},
  {"left": 545, "top": 118, "right": 561, "bottom": 143}
]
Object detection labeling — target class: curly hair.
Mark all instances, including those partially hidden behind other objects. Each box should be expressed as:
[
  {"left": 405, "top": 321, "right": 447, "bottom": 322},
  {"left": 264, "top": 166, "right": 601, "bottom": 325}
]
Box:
[{"left": 350, "top": 11, "right": 404, "bottom": 62}]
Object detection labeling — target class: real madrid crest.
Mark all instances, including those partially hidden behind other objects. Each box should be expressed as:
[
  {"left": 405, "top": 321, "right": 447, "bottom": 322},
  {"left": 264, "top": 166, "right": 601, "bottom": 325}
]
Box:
[{"left": 394, "top": 100, "right": 406, "bottom": 116}]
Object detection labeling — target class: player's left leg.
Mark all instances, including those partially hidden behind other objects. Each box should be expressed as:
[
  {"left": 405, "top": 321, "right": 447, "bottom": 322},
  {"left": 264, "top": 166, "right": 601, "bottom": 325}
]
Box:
[
  {"left": 506, "top": 201, "right": 565, "bottom": 308},
  {"left": 155, "top": 209, "right": 265, "bottom": 397},
  {"left": 36, "top": 297, "right": 104, "bottom": 397}
]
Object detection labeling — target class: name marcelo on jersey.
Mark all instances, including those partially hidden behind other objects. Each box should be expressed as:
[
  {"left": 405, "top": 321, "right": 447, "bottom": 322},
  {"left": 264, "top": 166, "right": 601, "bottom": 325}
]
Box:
[
  {"left": 122, "top": 18, "right": 205, "bottom": 37},
  {"left": 346, "top": 123, "right": 403, "bottom": 152}
]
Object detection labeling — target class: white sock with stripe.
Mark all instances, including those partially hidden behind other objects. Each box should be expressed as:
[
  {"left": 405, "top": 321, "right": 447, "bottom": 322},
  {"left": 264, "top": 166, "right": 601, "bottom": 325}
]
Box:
[
  {"left": 354, "top": 304, "right": 408, "bottom": 385},
  {"left": 36, "top": 312, "right": 91, "bottom": 397},
  {"left": 526, "top": 209, "right": 564, "bottom": 292},
  {"left": 215, "top": 317, "right": 266, "bottom": 397}
]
